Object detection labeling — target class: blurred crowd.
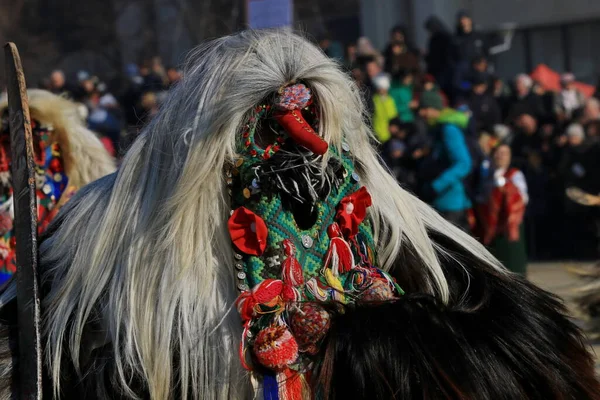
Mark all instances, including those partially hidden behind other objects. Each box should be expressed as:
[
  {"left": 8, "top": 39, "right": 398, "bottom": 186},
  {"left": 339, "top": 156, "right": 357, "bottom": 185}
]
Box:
[
  {"left": 38, "top": 56, "right": 181, "bottom": 157},
  {"left": 321, "top": 10, "right": 600, "bottom": 269},
  {"left": 34, "top": 10, "right": 600, "bottom": 267}
]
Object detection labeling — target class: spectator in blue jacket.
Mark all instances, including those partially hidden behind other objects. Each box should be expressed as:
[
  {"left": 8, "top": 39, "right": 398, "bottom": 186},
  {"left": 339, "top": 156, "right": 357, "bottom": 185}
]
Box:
[{"left": 418, "top": 91, "right": 473, "bottom": 229}]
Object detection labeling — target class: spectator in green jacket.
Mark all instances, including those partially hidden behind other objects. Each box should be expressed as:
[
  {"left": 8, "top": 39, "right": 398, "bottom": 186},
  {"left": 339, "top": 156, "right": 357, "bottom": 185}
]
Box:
[
  {"left": 390, "top": 70, "right": 416, "bottom": 123},
  {"left": 372, "top": 73, "right": 399, "bottom": 142}
]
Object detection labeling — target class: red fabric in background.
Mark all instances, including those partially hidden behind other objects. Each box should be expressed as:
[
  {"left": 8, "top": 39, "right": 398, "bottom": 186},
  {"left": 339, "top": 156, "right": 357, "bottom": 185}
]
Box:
[
  {"left": 100, "top": 137, "right": 116, "bottom": 157},
  {"left": 530, "top": 64, "right": 595, "bottom": 98}
]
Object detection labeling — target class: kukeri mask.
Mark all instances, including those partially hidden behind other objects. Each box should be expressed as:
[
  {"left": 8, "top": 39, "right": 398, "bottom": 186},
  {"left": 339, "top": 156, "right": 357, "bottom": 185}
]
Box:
[{"left": 227, "top": 83, "right": 403, "bottom": 397}]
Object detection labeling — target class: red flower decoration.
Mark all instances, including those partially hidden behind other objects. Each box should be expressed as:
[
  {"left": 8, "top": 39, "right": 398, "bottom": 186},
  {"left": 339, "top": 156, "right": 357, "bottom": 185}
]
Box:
[
  {"left": 336, "top": 187, "right": 372, "bottom": 238},
  {"left": 228, "top": 207, "right": 268, "bottom": 256}
]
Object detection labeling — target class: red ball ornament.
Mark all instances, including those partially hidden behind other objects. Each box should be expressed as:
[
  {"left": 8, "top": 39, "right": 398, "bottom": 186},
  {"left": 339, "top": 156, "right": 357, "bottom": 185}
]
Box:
[
  {"left": 290, "top": 303, "right": 330, "bottom": 355},
  {"left": 361, "top": 278, "right": 395, "bottom": 302},
  {"left": 253, "top": 325, "right": 298, "bottom": 370}
]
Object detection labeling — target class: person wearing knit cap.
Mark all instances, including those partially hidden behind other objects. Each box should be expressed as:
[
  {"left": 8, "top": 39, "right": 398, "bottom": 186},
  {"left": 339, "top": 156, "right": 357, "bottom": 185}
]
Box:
[
  {"left": 424, "top": 17, "right": 455, "bottom": 99},
  {"left": 507, "top": 74, "right": 546, "bottom": 123},
  {"left": 420, "top": 89, "right": 444, "bottom": 114},
  {"left": 455, "top": 9, "right": 487, "bottom": 60},
  {"left": 371, "top": 73, "right": 399, "bottom": 142},
  {"left": 566, "top": 123, "right": 585, "bottom": 145},
  {"left": 454, "top": 9, "right": 488, "bottom": 103},
  {"left": 555, "top": 73, "right": 585, "bottom": 122},
  {"left": 418, "top": 91, "right": 472, "bottom": 229},
  {"left": 389, "top": 70, "right": 416, "bottom": 124}
]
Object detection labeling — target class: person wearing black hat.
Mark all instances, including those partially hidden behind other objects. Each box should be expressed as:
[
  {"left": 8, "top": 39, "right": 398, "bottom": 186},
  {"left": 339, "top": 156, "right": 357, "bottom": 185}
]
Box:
[
  {"left": 468, "top": 72, "right": 502, "bottom": 134},
  {"left": 424, "top": 16, "right": 456, "bottom": 100},
  {"left": 454, "top": 10, "right": 489, "bottom": 103},
  {"left": 455, "top": 10, "right": 489, "bottom": 64}
]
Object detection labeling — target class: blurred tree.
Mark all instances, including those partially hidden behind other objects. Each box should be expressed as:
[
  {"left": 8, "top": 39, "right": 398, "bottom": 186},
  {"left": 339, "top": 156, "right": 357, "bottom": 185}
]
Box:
[
  {"left": 294, "top": 0, "right": 360, "bottom": 44},
  {"left": 0, "top": 0, "right": 361, "bottom": 88},
  {"left": 49, "top": 0, "right": 123, "bottom": 80},
  {"left": 0, "top": 0, "right": 59, "bottom": 86},
  {"left": 172, "top": 0, "right": 244, "bottom": 42}
]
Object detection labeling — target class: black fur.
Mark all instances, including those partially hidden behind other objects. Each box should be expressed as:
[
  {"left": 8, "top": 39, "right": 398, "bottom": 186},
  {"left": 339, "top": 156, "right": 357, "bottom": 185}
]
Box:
[{"left": 316, "top": 232, "right": 600, "bottom": 399}]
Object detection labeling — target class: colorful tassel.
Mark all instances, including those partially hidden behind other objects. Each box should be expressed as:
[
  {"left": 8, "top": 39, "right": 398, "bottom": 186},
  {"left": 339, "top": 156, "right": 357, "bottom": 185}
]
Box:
[
  {"left": 277, "top": 368, "right": 305, "bottom": 400},
  {"left": 323, "top": 223, "right": 355, "bottom": 275},
  {"left": 306, "top": 277, "right": 328, "bottom": 301},
  {"left": 324, "top": 269, "right": 345, "bottom": 303},
  {"left": 263, "top": 373, "right": 280, "bottom": 400}
]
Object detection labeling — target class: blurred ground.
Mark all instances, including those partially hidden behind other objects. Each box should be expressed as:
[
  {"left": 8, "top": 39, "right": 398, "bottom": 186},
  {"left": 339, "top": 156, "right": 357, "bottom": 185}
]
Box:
[{"left": 528, "top": 262, "right": 600, "bottom": 374}]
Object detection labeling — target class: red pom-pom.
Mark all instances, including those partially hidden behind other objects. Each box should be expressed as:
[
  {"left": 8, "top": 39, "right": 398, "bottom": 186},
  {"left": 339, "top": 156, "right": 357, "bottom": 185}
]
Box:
[{"left": 253, "top": 325, "right": 298, "bottom": 370}]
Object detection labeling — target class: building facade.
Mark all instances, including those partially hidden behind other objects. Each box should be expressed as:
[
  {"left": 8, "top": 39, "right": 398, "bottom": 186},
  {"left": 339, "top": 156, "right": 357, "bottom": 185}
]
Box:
[{"left": 361, "top": 0, "right": 600, "bottom": 83}]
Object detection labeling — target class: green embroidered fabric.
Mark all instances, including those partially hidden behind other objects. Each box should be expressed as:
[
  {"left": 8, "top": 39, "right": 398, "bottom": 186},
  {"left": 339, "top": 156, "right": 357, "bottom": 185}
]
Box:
[{"left": 230, "top": 108, "right": 377, "bottom": 289}]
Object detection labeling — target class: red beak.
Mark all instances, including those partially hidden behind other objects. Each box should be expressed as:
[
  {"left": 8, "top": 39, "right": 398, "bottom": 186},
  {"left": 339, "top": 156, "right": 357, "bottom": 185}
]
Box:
[{"left": 274, "top": 109, "right": 328, "bottom": 155}]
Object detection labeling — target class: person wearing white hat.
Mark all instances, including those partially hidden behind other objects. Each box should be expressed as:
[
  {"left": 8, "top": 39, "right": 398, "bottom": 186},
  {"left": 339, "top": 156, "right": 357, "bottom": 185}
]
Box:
[
  {"left": 555, "top": 73, "right": 585, "bottom": 122},
  {"left": 371, "top": 73, "right": 398, "bottom": 142}
]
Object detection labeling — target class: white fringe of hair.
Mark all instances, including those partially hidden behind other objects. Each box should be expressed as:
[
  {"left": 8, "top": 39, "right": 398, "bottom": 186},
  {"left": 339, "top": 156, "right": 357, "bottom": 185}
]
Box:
[
  {"left": 0, "top": 89, "right": 116, "bottom": 188},
  {"left": 0, "top": 30, "right": 505, "bottom": 399}
]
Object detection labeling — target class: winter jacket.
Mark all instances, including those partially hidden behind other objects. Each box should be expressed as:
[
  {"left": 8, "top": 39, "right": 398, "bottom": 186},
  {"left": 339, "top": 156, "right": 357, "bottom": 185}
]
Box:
[
  {"left": 390, "top": 83, "right": 415, "bottom": 123},
  {"left": 455, "top": 30, "right": 488, "bottom": 64},
  {"left": 468, "top": 92, "right": 502, "bottom": 133},
  {"left": 425, "top": 17, "right": 455, "bottom": 91},
  {"left": 506, "top": 92, "right": 547, "bottom": 123},
  {"left": 372, "top": 94, "right": 399, "bottom": 142},
  {"left": 429, "top": 109, "right": 473, "bottom": 212}
]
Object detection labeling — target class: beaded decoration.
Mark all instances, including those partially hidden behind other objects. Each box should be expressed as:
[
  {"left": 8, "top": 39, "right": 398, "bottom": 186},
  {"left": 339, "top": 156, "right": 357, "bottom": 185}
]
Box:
[
  {"left": 0, "top": 119, "right": 72, "bottom": 284},
  {"left": 227, "top": 83, "right": 403, "bottom": 400}
]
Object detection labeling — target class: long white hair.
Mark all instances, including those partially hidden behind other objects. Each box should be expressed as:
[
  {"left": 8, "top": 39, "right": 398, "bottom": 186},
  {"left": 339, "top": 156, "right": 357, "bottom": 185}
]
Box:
[{"left": 31, "top": 30, "right": 504, "bottom": 399}]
